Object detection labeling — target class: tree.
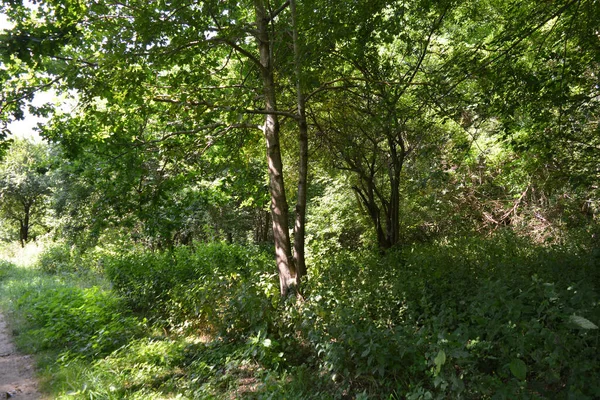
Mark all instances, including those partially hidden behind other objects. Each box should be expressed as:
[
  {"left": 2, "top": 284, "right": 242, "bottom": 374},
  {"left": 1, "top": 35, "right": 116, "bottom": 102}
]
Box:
[
  {"left": 3, "top": 0, "right": 598, "bottom": 278},
  {"left": 50, "top": 120, "right": 273, "bottom": 249},
  {"left": 307, "top": 0, "right": 453, "bottom": 249},
  {"left": 0, "top": 139, "right": 52, "bottom": 246},
  {"left": 1, "top": 0, "right": 317, "bottom": 295}
]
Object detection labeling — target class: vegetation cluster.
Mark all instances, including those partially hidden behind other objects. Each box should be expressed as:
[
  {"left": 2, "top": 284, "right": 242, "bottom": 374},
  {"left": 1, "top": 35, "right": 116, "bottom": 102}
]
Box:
[
  {"left": 0, "top": 0, "right": 598, "bottom": 398},
  {"left": 0, "top": 234, "right": 599, "bottom": 399}
]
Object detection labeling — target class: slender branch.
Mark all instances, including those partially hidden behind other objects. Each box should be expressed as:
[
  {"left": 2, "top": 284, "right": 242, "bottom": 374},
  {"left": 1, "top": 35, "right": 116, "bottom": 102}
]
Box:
[
  {"left": 305, "top": 77, "right": 427, "bottom": 103},
  {"left": 51, "top": 55, "right": 99, "bottom": 68},
  {"left": 0, "top": 77, "right": 62, "bottom": 116},
  {"left": 267, "top": 0, "right": 290, "bottom": 22},
  {"left": 208, "top": 37, "right": 262, "bottom": 69},
  {"left": 151, "top": 95, "right": 298, "bottom": 119},
  {"left": 440, "top": 0, "right": 579, "bottom": 97},
  {"left": 398, "top": 5, "right": 449, "bottom": 96}
]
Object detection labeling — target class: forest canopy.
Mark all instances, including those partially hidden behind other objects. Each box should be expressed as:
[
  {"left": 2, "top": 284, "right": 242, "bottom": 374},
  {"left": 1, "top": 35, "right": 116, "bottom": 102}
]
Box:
[{"left": 1, "top": 0, "right": 598, "bottom": 278}]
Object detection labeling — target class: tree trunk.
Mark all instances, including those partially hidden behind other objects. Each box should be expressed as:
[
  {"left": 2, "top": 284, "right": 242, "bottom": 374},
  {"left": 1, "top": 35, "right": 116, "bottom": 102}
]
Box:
[
  {"left": 387, "top": 137, "right": 404, "bottom": 247},
  {"left": 290, "top": 0, "right": 308, "bottom": 283},
  {"left": 19, "top": 205, "right": 30, "bottom": 248},
  {"left": 354, "top": 183, "right": 390, "bottom": 249},
  {"left": 254, "top": 0, "right": 297, "bottom": 296},
  {"left": 19, "top": 220, "right": 25, "bottom": 248},
  {"left": 262, "top": 209, "right": 270, "bottom": 243},
  {"left": 253, "top": 209, "right": 271, "bottom": 243}
]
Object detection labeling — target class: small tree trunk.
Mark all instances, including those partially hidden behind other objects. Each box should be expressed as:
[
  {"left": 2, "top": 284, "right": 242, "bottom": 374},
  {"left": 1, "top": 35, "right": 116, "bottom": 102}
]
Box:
[
  {"left": 19, "top": 205, "right": 31, "bottom": 248},
  {"left": 262, "top": 209, "right": 270, "bottom": 242},
  {"left": 388, "top": 174, "right": 400, "bottom": 246},
  {"left": 254, "top": 0, "right": 297, "bottom": 296},
  {"left": 19, "top": 220, "right": 25, "bottom": 248},
  {"left": 387, "top": 137, "right": 404, "bottom": 247},
  {"left": 354, "top": 184, "right": 390, "bottom": 249},
  {"left": 290, "top": 0, "right": 308, "bottom": 283}
]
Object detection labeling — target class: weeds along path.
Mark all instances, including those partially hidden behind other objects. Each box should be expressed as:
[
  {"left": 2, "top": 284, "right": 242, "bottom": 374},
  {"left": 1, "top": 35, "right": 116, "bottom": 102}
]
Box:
[{"left": 0, "top": 313, "right": 41, "bottom": 399}]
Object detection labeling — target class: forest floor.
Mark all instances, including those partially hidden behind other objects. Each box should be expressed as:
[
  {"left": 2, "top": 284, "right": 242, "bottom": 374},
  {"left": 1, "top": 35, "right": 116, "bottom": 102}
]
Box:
[{"left": 0, "top": 313, "right": 41, "bottom": 399}]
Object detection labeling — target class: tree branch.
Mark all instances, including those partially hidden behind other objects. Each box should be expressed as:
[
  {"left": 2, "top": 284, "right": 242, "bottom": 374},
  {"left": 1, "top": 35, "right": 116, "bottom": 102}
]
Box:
[{"left": 267, "top": 0, "right": 290, "bottom": 22}]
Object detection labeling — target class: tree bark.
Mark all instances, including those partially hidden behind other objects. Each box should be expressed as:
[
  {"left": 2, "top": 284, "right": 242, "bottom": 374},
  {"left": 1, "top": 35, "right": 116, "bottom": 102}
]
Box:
[
  {"left": 262, "top": 209, "right": 270, "bottom": 243},
  {"left": 19, "top": 204, "right": 31, "bottom": 248},
  {"left": 290, "top": 0, "right": 308, "bottom": 283},
  {"left": 254, "top": 0, "right": 297, "bottom": 296},
  {"left": 387, "top": 137, "right": 404, "bottom": 247},
  {"left": 354, "top": 183, "right": 390, "bottom": 249},
  {"left": 19, "top": 220, "right": 25, "bottom": 248}
]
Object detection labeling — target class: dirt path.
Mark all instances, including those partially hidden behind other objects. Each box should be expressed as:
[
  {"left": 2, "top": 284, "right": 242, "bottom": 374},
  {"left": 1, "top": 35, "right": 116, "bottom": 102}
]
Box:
[{"left": 0, "top": 313, "right": 41, "bottom": 399}]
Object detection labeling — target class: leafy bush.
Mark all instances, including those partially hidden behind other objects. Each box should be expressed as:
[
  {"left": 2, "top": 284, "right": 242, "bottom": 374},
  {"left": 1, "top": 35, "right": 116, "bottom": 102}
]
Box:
[
  {"left": 0, "top": 259, "right": 12, "bottom": 280},
  {"left": 3, "top": 234, "right": 598, "bottom": 399},
  {"left": 35, "top": 242, "right": 77, "bottom": 274},
  {"left": 305, "top": 176, "right": 372, "bottom": 258},
  {"left": 298, "top": 233, "right": 600, "bottom": 398},
  {"left": 16, "top": 285, "right": 143, "bottom": 359},
  {"left": 104, "top": 242, "right": 279, "bottom": 338}
]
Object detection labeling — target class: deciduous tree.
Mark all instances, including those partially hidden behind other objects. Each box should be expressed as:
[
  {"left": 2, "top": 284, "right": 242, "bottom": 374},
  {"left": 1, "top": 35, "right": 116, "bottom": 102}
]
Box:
[{"left": 0, "top": 139, "right": 51, "bottom": 246}]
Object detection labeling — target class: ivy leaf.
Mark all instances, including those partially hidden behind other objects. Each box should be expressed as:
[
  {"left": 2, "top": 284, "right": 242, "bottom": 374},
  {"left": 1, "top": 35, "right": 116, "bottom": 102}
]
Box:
[{"left": 509, "top": 358, "right": 527, "bottom": 381}]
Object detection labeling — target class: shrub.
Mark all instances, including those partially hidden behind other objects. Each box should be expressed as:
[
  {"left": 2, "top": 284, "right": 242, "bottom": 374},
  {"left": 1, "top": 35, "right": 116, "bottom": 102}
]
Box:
[
  {"left": 5, "top": 234, "right": 598, "bottom": 399},
  {"left": 104, "top": 243, "right": 279, "bottom": 338},
  {"left": 298, "top": 233, "right": 600, "bottom": 398},
  {"left": 35, "top": 242, "right": 77, "bottom": 274},
  {"left": 0, "top": 259, "right": 13, "bottom": 280},
  {"left": 16, "top": 285, "right": 143, "bottom": 359}
]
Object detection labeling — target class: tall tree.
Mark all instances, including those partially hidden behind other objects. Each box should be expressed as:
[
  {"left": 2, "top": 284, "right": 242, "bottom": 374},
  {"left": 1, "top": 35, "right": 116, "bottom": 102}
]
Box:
[
  {"left": 309, "top": 0, "right": 452, "bottom": 249},
  {"left": 252, "top": 0, "right": 297, "bottom": 294},
  {"left": 289, "top": 0, "right": 309, "bottom": 282},
  {"left": 1, "top": 0, "right": 313, "bottom": 295}
]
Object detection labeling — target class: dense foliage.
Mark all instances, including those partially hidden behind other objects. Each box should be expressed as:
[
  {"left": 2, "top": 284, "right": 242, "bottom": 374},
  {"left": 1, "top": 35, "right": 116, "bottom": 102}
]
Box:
[
  {"left": 0, "top": 0, "right": 598, "bottom": 398},
  {"left": 0, "top": 139, "right": 52, "bottom": 245},
  {"left": 0, "top": 236, "right": 598, "bottom": 399}
]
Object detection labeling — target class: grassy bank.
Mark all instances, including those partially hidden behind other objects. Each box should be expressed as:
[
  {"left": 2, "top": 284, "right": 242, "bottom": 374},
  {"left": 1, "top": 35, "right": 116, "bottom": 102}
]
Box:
[{"left": 0, "top": 234, "right": 598, "bottom": 399}]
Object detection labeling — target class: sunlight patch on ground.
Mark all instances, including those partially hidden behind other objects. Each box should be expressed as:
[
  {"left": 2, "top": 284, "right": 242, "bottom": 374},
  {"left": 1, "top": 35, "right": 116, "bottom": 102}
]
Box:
[{"left": 0, "top": 241, "right": 46, "bottom": 268}]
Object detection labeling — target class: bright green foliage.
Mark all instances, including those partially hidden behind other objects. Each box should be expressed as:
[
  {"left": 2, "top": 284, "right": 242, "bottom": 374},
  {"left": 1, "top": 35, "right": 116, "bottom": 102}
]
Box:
[
  {"left": 104, "top": 243, "right": 279, "bottom": 337},
  {"left": 48, "top": 121, "right": 269, "bottom": 248},
  {"left": 2, "top": 0, "right": 597, "bottom": 250},
  {"left": 0, "top": 259, "right": 11, "bottom": 280},
  {"left": 0, "top": 0, "right": 599, "bottom": 398},
  {"left": 305, "top": 175, "right": 372, "bottom": 257},
  {"left": 40, "top": 336, "right": 339, "bottom": 399},
  {"left": 16, "top": 284, "right": 143, "bottom": 360},
  {"left": 35, "top": 241, "right": 75, "bottom": 274},
  {"left": 0, "top": 139, "right": 52, "bottom": 245}
]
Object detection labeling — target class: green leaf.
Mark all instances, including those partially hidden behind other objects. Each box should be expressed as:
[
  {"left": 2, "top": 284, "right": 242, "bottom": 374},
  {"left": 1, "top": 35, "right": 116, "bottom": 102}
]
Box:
[
  {"left": 510, "top": 359, "right": 527, "bottom": 381},
  {"left": 569, "top": 315, "right": 598, "bottom": 330},
  {"left": 434, "top": 350, "right": 446, "bottom": 375}
]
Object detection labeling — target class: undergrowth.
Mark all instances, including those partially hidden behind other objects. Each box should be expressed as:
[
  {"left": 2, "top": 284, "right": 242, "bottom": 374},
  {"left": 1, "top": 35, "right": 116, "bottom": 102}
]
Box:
[{"left": 0, "top": 234, "right": 598, "bottom": 399}]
